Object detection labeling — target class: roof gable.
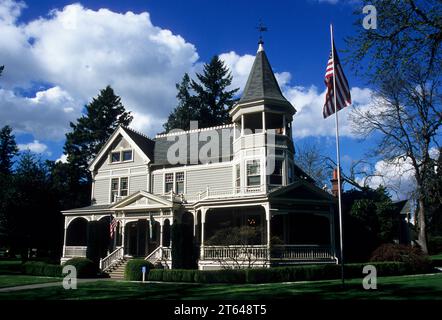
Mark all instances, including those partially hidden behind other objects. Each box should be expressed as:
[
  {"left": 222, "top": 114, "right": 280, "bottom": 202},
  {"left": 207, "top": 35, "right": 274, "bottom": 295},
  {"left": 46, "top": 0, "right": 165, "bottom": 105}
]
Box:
[
  {"left": 110, "top": 190, "right": 173, "bottom": 210},
  {"left": 269, "top": 179, "right": 335, "bottom": 202},
  {"left": 89, "top": 126, "right": 154, "bottom": 172}
]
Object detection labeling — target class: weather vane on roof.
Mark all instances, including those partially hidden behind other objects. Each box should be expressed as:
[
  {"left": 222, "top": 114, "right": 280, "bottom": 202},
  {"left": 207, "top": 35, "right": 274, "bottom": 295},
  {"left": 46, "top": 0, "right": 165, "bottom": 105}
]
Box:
[{"left": 256, "top": 19, "right": 268, "bottom": 43}]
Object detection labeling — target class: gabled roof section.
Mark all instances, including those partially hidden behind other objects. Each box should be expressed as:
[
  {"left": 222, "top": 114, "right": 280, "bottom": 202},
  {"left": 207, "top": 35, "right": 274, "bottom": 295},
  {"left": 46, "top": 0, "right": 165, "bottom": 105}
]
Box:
[
  {"left": 239, "top": 42, "right": 291, "bottom": 105},
  {"left": 110, "top": 190, "right": 173, "bottom": 210},
  {"left": 269, "top": 179, "right": 335, "bottom": 203},
  {"left": 88, "top": 125, "right": 155, "bottom": 172}
]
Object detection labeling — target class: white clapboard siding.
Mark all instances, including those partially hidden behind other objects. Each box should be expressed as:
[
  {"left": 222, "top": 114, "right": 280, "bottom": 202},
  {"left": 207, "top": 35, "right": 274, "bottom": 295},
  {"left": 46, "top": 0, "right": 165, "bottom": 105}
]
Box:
[
  {"left": 152, "top": 173, "right": 163, "bottom": 194},
  {"left": 186, "top": 166, "right": 232, "bottom": 195},
  {"left": 94, "top": 179, "right": 110, "bottom": 204},
  {"left": 130, "top": 175, "right": 147, "bottom": 194}
]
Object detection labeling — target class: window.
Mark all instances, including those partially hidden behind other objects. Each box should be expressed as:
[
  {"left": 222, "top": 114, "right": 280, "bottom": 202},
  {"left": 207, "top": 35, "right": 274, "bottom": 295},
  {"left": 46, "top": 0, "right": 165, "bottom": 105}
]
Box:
[
  {"left": 270, "top": 159, "right": 283, "bottom": 185},
  {"left": 288, "top": 163, "right": 294, "bottom": 183},
  {"left": 176, "top": 172, "right": 185, "bottom": 194},
  {"left": 235, "top": 164, "right": 241, "bottom": 190},
  {"left": 110, "top": 177, "right": 129, "bottom": 202},
  {"left": 110, "top": 150, "right": 133, "bottom": 163},
  {"left": 247, "top": 160, "right": 261, "bottom": 186},
  {"left": 122, "top": 150, "right": 133, "bottom": 161},
  {"left": 111, "top": 152, "right": 121, "bottom": 163},
  {"left": 165, "top": 173, "right": 174, "bottom": 193},
  {"left": 111, "top": 178, "right": 119, "bottom": 202},
  {"left": 120, "top": 177, "right": 128, "bottom": 196}
]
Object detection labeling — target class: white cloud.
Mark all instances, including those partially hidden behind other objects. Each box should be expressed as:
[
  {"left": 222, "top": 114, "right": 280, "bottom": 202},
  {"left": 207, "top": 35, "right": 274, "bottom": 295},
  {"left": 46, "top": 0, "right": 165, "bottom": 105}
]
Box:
[
  {"left": 0, "top": 3, "right": 199, "bottom": 139},
  {"left": 56, "top": 154, "right": 68, "bottom": 163},
  {"left": 0, "top": 86, "right": 81, "bottom": 140},
  {"left": 18, "top": 140, "right": 49, "bottom": 154}
]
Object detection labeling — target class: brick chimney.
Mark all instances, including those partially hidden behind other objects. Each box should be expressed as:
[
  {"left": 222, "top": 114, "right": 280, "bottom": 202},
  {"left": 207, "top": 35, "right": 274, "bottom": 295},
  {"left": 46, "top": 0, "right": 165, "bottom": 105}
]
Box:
[{"left": 330, "top": 168, "right": 341, "bottom": 197}]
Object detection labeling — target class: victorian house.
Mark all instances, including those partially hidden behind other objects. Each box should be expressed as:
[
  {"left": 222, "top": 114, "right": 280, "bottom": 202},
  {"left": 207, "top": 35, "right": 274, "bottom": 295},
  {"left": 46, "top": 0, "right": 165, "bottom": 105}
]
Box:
[{"left": 61, "top": 41, "right": 338, "bottom": 273}]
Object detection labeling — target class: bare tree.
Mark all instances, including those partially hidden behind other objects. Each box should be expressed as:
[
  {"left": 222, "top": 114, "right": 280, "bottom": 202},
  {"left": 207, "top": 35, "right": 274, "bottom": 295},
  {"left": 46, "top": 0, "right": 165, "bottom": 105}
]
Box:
[
  {"left": 294, "top": 143, "right": 332, "bottom": 188},
  {"left": 347, "top": 0, "right": 442, "bottom": 254},
  {"left": 349, "top": 66, "right": 441, "bottom": 253}
]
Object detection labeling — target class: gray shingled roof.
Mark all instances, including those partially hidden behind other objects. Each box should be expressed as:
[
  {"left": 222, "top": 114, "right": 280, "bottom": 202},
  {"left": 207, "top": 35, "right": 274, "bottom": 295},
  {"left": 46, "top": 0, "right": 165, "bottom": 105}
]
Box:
[
  {"left": 153, "top": 127, "right": 234, "bottom": 166},
  {"left": 62, "top": 204, "right": 112, "bottom": 213},
  {"left": 239, "top": 45, "right": 290, "bottom": 104},
  {"left": 121, "top": 126, "right": 155, "bottom": 160}
]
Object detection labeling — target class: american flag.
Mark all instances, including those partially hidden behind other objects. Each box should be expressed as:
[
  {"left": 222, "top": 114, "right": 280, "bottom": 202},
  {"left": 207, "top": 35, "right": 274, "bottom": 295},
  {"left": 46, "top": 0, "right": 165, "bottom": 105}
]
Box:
[
  {"left": 110, "top": 215, "right": 118, "bottom": 239},
  {"left": 323, "top": 44, "right": 351, "bottom": 118}
]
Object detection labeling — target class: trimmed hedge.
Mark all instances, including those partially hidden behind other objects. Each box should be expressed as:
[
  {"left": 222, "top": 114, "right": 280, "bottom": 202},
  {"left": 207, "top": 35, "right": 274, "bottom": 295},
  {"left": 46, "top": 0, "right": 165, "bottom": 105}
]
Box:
[
  {"left": 63, "top": 258, "right": 99, "bottom": 278},
  {"left": 22, "top": 261, "right": 62, "bottom": 277},
  {"left": 124, "top": 259, "right": 154, "bottom": 281},
  {"left": 147, "top": 261, "right": 433, "bottom": 284}
]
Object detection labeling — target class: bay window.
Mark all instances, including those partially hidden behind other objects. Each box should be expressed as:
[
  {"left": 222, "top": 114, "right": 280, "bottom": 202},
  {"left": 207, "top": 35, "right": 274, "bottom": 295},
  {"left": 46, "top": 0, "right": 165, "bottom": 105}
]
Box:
[{"left": 246, "top": 160, "right": 261, "bottom": 187}]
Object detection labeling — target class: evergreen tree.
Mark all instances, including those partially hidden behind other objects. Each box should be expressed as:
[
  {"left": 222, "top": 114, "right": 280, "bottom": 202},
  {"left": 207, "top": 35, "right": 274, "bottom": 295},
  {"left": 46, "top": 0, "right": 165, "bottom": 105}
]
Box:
[
  {"left": 191, "top": 56, "right": 238, "bottom": 127},
  {"left": 163, "top": 56, "right": 239, "bottom": 132},
  {"left": 0, "top": 125, "right": 18, "bottom": 175},
  {"left": 163, "top": 73, "right": 198, "bottom": 132},
  {"left": 64, "top": 85, "right": 133, "bottom": 184}
]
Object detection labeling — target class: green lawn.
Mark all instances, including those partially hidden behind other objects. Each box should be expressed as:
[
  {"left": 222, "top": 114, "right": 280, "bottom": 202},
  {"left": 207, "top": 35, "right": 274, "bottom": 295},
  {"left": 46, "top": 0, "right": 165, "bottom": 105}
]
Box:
[
  {"left": 0, "top": 273, "right": 440, "bottom": 300},
  {"left": 0, "top": 275, "right": 61, "bottom": 288},
  {"left": 431, "top": 254, "right": 442, "bottom": 259}
]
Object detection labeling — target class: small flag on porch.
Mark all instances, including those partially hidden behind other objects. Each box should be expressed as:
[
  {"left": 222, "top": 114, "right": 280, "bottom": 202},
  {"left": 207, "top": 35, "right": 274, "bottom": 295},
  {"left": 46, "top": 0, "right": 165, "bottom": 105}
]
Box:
[
  {"left": 110, "top": 215, "right": 118, "bottom": 239},
  {"left": 323, "top": 43, "right": 351, "bottom": 118}
]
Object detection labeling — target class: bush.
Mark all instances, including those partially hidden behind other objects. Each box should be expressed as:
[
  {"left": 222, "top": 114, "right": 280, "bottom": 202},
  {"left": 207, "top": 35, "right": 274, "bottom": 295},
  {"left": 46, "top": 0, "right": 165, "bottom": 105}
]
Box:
[
  {"left": 147, "top": 269, "right": 164, "bottom": 281},
  {"left": 193, "top": 269, "right": 247, "bottom": 284},
  {"left": 124, "top": 259, "right": 154, "bottom": 281},
  {"left": 63, "top": 258, "right": 99, "bottom": 278},
  {"left": 428, "top": 236, "right": 442, "bottom": 255},
  {"left": 370, "top": 243, "right": 431, "bottom": 272},
  {"left": 21, "top": 261, "right": 62, "bottom": 277}
]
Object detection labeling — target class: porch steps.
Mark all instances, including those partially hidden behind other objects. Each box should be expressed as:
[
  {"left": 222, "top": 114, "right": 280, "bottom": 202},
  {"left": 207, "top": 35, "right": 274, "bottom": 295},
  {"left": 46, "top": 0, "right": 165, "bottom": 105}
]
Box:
[{"left": 106, "top": 257, "right": 130, "bottom": 280}]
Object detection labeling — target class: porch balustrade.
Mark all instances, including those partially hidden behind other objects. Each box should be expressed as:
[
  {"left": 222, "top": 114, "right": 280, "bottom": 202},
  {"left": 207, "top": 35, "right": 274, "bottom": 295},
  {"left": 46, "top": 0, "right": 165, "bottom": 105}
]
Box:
[
  {"left": 200, "top": 245, "right": 336, "bottom": 262},
  {"left": 64, "top": 246, "right": 87, "bottom": 257},
  {"left": 271, "top": 245, "right": 335, "bottom": 261},
  {"left": 202, "top": 245, "right": 268, "bottom": 260},
  {"left": 99, "top": 246, "right": 124, "bottom": 271}
]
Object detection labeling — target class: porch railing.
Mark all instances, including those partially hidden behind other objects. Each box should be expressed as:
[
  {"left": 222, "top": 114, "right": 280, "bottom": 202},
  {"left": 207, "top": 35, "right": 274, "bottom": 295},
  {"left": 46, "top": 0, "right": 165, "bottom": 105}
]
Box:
[
  {"left": 99, "top": 246, "right": 124, "bottom": 271},
  {"left": 271, "top": 245, "right": 335, "bottom": 261},
  {"left": 64, "top": 246, "right": 87, "bottom": 258},
  {"left": 145, "top": 246, "right": 172, "bottom": 264},
  {"left": 202, "top": 245, "right": 268, "bottom": 260}
]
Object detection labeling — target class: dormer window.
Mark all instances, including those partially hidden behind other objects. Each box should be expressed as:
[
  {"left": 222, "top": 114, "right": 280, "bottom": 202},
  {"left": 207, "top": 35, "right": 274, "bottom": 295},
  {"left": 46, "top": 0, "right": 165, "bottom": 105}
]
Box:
[
  {"left": 122, "top": 150, "right": 133, "bottom": 161},
  {"left": 111, "top": 152, "right": 121, "bottom": 163},
  {"left": 110, "top": 149, "right": 133, "bottom": 163}
]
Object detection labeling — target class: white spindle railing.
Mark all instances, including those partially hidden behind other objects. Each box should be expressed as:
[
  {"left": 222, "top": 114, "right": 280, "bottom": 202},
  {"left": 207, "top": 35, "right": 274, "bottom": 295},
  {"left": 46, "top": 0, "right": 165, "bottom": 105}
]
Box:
[
  {"left": 145, "top": 246, "right": 172, "bottom": 264},
  {"left": 64, "top": 246, "right": 87, "bottom": 257},
  {"left": 202, "top": 245, "right": 268, "bottom": 260},
  {"left": 271, "top": 245, "right": 334, "bottom": 260},
  {"left": 99, "top": 247, "right": 123, "bottom": 271}
]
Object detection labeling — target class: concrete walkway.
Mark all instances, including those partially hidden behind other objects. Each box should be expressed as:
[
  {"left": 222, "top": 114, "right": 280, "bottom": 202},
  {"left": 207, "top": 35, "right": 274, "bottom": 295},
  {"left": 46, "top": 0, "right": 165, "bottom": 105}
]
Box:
[{"left": 0, "top": 278, "right": 108, "bottom": 292}]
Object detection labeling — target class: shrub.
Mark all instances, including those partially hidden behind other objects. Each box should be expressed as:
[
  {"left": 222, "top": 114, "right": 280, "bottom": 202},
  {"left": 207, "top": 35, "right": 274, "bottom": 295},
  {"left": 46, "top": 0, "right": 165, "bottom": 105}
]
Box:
[
  {"left": 428, "top": 236, "right": 442, "bottom": 255},
  {"left": 147, "top": 269, "right": 164, "bottom": 281},
  {"left": 124, "top": 259, "right": 154, "bottom": 281},
  {"left": 370, "top": 243, "right": 431, "bottom": 272},
  {"left": 63, "top": 258, "right": 99, "bottom": 278},
  {"left": 21, "top": 261, "right": 62, "bottom": 277},
  {"left": 194, "top": 269, "right": 246, "bottom": 284}
]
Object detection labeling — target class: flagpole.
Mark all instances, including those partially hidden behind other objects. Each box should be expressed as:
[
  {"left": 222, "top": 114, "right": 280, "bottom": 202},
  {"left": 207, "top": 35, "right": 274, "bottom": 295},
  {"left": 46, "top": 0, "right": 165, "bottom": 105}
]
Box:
[{"left": 330, "top": 23, "right": 345, "bottom": 287}]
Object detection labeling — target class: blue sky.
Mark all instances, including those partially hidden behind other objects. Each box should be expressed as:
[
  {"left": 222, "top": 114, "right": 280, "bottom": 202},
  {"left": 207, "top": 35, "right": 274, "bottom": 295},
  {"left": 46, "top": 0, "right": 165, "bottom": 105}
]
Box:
[{"left": 0, "top": 0, "right": 417, "bottom": 199}]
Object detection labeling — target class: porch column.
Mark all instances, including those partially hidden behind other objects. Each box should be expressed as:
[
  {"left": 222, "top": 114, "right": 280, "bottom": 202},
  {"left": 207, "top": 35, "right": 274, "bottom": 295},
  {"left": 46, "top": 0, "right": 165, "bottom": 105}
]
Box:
[
  {"left": 121, "top": 217, "right": 126, "bottom": 255},
  {"left": 62, "top": 217, "right": 68, "bottom": 257},
  {"left": 241, "top": 114, "right": 244, "bottom": 136},
  {"left": 160, "top": 219, "right": 164, "bottom": 247},
  {"left": 169, "top": 211, "right": 174, "bottom": 248},
  {"left": 283, "top": 114, "right": 286, "bottom": 135},
  {"left": 200, "top": 208, "right": 207, "bottom": 260},
  {"left": 262, "top": 111, "right": 266, "bottom": 133},
  {"left": 262, "top": 203, "right": 271, "bottom": 265}
]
